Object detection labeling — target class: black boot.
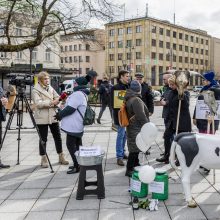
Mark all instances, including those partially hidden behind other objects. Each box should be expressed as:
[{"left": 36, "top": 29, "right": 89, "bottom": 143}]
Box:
[
  {"left": 97, "top": 118, "right": 101, "bottom": 124},
  {"left": 156, "top": 155, "right": 169, "bottom": 163},
  {"left": 0, "top": 163, "right": 10, "bottom": 169}
]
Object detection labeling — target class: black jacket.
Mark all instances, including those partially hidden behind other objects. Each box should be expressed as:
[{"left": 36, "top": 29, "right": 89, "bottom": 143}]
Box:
[
  {"left": 161, "top": 85, "right": 172, "bottom": 119},
  {"left": 140, "top": 82, "right": 154, "bottom": 114},
  {"left": 111, "top": 80, "right": 129, "bottom": 125},
  {"left": 98, "top": 81, "right": 112, "bottom": 104},
  {"left": 167, "top": 89, "right": 191, "bottom": 132},
  {"left": 0, "top": 87, "right": 6, "bottom": 122}
]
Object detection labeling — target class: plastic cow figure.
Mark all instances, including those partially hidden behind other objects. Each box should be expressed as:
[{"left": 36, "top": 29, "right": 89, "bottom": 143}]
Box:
[{"left": 170, "top": 132, "right": 220, "bottom": 207}]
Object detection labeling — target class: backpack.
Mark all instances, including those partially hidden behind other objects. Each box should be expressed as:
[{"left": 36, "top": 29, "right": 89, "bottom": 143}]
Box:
[
  {"left": 77, "top": 93, "right": 95, "bottom": 125},
  {"left": 118, "top": 101, "right": 135, "bottom": 127}
]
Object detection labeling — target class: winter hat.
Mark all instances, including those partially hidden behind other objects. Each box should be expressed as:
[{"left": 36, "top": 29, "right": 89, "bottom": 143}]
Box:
[
  {"left": 75, "top": 76, "right": 88, "bottom": 86},
  {"left": 203, "top": 71, "right": 215, "bottom": 82},
  {"left": 130, "top": 80, "right": 141, "bottom": 93}
]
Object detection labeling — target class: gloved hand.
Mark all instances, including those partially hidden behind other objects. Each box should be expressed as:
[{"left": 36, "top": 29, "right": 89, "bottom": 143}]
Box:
[{"left": 54, "top": 112, "right": 62, "bottom": 121}]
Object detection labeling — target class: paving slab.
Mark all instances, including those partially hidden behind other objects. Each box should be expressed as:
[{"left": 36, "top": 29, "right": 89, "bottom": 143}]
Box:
[{"left": 25, "top": 211, "right": 63, "bottom": 220}]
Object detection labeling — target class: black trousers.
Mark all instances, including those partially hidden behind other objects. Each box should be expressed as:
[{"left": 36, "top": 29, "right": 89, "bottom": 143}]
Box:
[
  {"left": 126, "top": 152, "right": 139, "bottom": 171},
  {"left": 66, "top": 134, "right": 82, "bottom": 167},
  {"left": 37, "top": 123, "right": 63, "bottom": 156},
  {"left": 98, "top": 102, "right": 112, "bottom": 120},
  {"left": 163, "top": 126, "right": 175, "bottom": 157}
]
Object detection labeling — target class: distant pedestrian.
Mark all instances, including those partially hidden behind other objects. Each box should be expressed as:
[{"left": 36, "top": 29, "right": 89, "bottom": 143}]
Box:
[
  {"left": 111, "top": 70, "right": 130, "bottom": 166},
  {"left": 97, "top": 76, "right": 112, "bottom": 124}
]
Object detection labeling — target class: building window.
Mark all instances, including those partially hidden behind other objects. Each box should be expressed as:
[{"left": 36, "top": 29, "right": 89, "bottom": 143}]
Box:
[
  {"left": 205, "top": 50, "right": 208, "bottom": 56},
  {"left": 86, "top": 56, "right": 90, "bottom": 62},
  {"left": 136, "top": 65, "right": 142, "bottom": 72},
  {"left": 126, "top": 40, "right": 132, "bottom": 47},
  {"left": 69, "top": 56, "right": 72, "bottom": 63},
  {"left": 74, "top": 56, "right": 78, "bottom": 62},
  {"left": 0, "top": 52, "right": 7, "bottom": 58},
  {"left": 86, "top": 68, "right": 90, "bottom": 74},
  {"left": 173, "top": 31, "right": 177, "bottom": 38},
  {"left": 166, "top": 42, "right": 170, "bottom": 49},
  {"left": 69, "top": 45, "right": 72, "bottom": 51},
  {"left": 109, "top": 42, "right": 115, "bottom": 48},
  {"left": 159, "top": 28, "right": 164, "bottom": 35},
  {"left": 118, "top": 66, "right": 123, "bottom": 72},
  {"left": 16, "top": 26, "right": 22, "bottom": 36},
  {"left": 118, "top": 41, "right": 123, "bottom": 48},
  {"left": 200, "top": 59, "right": 204, "bottom": 65},
  {"left": 173, "top": 55, "right": 176, "bottom": 62},
  {"left": 61, "top": 46, "right": 64, "bottom": 52},
  {"left": 74, "top": 45, "right": 77, "bottom": 51},
  {"left": 16, "top": 51, "right": 22, "bottom": 59},
  {"left": 185, "top": 57, "right": 188, "bottom": 63},
  {"left": 159, "top": 41, "right": 163, "bottom": 48},
  {"left": 127, "top": 27, "right": 132, "bottom": 34},
  {"left": 118, "top": 53, "right": 123, "bottom": 60},
  {"left": 173, "top": 43, "right": 176, "bottom": 50},
  {"left": 151, "top": 39, "right": 156, "bottom": 47},
  {"left": 190, "top": 36, "right": 194, "bottom": 42},
  {"left": 60, "top": 57, "right": 63, "bottom": 63},
  {"left": 86, "top": 44, "right": 90, "bottom": 50},
  {"left": 166, "top": 54, "right": 170, "bottom": 61},
  {"left": 179, "top": 45, "right": 183, "bottom": 51},
  {"left": 206, "top": 40, "right": 208, "bottom": 45},
  {"left": 136, "top": 25, "right": 142, "bottom": 33},
  {"left": 109, "top": 54, "right": 114, "bottom": 61},
  {"left": 79, "top": 56, "right": 83, "bottom": 62},
  {"left": 79, "top": 44, "right": 82, "bottom": 50},
  {"left": 32, "top": 48, "right": 37, "bottom": 60},
  {"left": 185, "top": 46, "right": 188, "bottom": 52},
  {"left": 196, "top": 48, "right": 199, "bottom": 54},
  {"left": 151, "top": 52, "right": 156, "bottom": 59},
  {"left": 127, "top": 53, "right": 131, "bottom": 60},
  {"left": 136, "top": 52, "right": 141, "bottom": 59},
  {"left": 159, "top": 53, "right": 163, "bottom": 60},
  {"left": 166, "top": 29, "right": 170, "bottom": 36},
  {"left": 179, "top": 56, "right": 182, "bottom": 62},
  {"left": 136, "top": 39, "right": 142, "bottom": 46},
  {"left": 151, "top": 26, "right": 156, "bottom": 33},
  {"left": 118, "top": 28, "right": 123, "bottom": 35},
  {"left": 205, "top": 60, "right": 208, "bottom": 66},
  {"left": 190, "top": 47, "right": 193, "bottom": 53},
  {"left": 65, "top": 46, "right": 68, "bottom": 51},
  {"left": 185, "top": 34, "right": 188, "bottom": 41},
  {"left": 109, "top": 66, "right": 114, "bottom": 73},
  {"left": 201, "top": 49, "right": 204, "bottom": 55},
  {"left": 196, "top": 37, "right": 199, "bottom": 43},
  {"left": 179, "top": 33, "right": 183, "bottom": 39},
  {"left": 201, "top": 39, "right": 204, "bottom": 44},
  {"left": 190, "top": 58, "right": 193, "bottom": 64},
  {"left": 45, "top": 48, "right": 51, "bottom": 61},
  {"left": 109, "top": 29, "right": 115, "bottom": 36},
  {"left": 64, "top": 57, "right": 68, "bottom": 63},
  {"left": 0, "top": 23, "right": 5, "bottom": 35},
  {"left": 159, "top": 66, "right": 163, "bottom": 85},
  {"left": 151, "top": 66, "right": 156, "bottom": 86},
  {"left": 196, "top": 59, "right": 199, "bottom": 64}
]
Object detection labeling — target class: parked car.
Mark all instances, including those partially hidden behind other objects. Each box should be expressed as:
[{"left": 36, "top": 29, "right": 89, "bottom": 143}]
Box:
[{"left": 193, "top": 86, "right": 202, "bottom": 92}]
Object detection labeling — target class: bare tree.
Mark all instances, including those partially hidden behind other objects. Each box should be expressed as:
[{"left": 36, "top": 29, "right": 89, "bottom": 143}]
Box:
[{"left": 0, "top": 0, "right": 118, "bottom": 52}]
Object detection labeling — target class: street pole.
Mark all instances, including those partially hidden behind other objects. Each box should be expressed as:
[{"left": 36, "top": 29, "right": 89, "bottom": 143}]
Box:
[
  {"left": 78, "top": 56, "right": 80, "bottom": 77},
  {"left": 29, "top": 47, "right": 33, "bottom": 102}
]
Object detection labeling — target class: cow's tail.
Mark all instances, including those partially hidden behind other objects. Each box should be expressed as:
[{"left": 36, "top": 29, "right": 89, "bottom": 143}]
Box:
[{"left": 169, "top": 141, "right": 179, "bottom": 170}]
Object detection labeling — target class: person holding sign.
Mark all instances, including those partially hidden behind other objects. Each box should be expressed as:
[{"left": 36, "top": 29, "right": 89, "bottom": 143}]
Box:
[{"left": 111, "top": 70, "right": 130, "bottom": 166}]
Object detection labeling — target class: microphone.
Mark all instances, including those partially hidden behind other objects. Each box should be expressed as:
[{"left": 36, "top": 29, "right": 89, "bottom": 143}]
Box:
[{"left": 59, "top": 92, "right": 68, "bottom": 101}]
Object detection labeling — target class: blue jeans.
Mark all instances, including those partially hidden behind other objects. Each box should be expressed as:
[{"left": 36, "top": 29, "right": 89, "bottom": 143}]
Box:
[{"left": 116, "top": 125, "right": 126, "bottom": 159}]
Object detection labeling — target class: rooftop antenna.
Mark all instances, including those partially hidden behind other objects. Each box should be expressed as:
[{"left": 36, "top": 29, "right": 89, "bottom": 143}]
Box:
[
  {"left": 173, "top": 0, "right": 176, "bottom": 24},
  {"left": 145, "top": 3, "right": 148, "bottom": 17}
]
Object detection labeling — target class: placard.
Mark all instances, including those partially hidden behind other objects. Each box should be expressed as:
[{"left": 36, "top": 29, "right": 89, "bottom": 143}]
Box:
[
  {"left": 113, "top": 90, "right": 126, "bottom": 109},
  {"left": 149, "top": 181, "right": 164, "bottom": 194},
  {"left": 79, "top": 146, "right": 101, "bottom": 157},
  {"left": 195, "top": 100, "right": 220, "bottom": 120},
  {"left": 130, "top": 179, "right": 141, "bottom": 193}
]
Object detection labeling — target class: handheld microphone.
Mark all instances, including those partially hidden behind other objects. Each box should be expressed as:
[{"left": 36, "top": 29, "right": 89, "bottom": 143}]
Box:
[{"left": 59, "top": 92, "right": 68, "bottom": 101}]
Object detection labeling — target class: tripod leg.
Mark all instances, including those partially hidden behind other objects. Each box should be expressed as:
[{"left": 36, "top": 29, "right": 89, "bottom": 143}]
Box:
[{"left": 23, "top": 96, "right": 54, "bottom": 173}]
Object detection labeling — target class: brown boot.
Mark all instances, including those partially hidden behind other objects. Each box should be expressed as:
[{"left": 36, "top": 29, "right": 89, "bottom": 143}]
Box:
[
  {"left": 41, "top": 155, "right": 49, "bottom": 168},
  {"left": 117, "top": 158, "right": 124, "bottom": 166},
  {"left": 59, "top": 153, "right": 69, "bottom": 165}
]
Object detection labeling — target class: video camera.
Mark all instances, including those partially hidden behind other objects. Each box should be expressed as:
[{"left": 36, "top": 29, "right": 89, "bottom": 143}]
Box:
[{"left": 7, "top": 73, "right": 34, "bottom": 88}]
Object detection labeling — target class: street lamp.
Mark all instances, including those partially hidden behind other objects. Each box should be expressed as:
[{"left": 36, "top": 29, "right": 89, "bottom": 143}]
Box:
[{"left": 29, "top": 47, "right": 34, "bottom": 102}]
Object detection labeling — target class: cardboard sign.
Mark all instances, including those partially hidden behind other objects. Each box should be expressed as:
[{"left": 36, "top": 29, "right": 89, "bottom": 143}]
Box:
[
  {"left": 195, "top": 100, "right": 220, "bottom": 120},
  {"left": 79, "top": 146, "right": 101, "bottom": 157},
  {"left": 130, "top": 179, "right": 141, "bottom": 193},
  {"left": 149, "top": 181, "right": 164, "bottom": 194},
  {"left": 113, "top": 90, "right": 126, "bottom": 109}
]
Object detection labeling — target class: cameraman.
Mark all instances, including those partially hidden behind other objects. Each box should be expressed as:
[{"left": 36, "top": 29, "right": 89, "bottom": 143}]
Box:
[
  {"left": 32, "top": 71, "right": 69, "bottom": 168},
  {"left": 0, "top": 86, "right": 10, "bottom": 168}
]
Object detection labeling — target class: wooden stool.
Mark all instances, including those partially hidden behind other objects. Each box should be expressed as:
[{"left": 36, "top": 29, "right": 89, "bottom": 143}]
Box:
[{"left": 76, "top": 164, "right": 105, "bottom": 200}]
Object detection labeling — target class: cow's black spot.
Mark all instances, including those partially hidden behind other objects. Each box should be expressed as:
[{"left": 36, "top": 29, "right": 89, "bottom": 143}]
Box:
[
  {"left": 177, "top": 134, "right": 199, "bottom": 167},
  {"left": 215, "top": 147, "right": 220, "bottom": 157}
]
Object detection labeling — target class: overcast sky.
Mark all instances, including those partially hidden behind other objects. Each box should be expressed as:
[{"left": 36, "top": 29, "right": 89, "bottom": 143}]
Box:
[{"left": 111, "top": 0, "right": 220, "bottom": 38}]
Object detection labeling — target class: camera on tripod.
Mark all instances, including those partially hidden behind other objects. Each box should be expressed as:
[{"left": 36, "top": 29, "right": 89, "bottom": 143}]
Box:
[{"left": 7, "top": 73, "right": 34, "bottom": 88}]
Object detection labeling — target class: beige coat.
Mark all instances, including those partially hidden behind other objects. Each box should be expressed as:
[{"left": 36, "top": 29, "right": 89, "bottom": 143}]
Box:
[
  {"left": 32, "top": 84, "right": 59, "bottom": 124},
  {"left": 6, "top": 85, "right": 16, "bottom": 112}
]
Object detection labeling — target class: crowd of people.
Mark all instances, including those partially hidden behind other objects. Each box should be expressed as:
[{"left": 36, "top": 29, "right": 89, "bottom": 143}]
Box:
[{"left": 0, "top": 69, "right": 219, "bottom": 178}]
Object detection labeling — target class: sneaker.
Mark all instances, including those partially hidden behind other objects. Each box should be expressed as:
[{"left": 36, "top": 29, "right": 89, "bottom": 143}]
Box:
[
  {"left": 97, "top": 119, "right": 101, "bottom": 124},
  {"left": 117, "top": 159, "right": 124, "bottom": 166}
]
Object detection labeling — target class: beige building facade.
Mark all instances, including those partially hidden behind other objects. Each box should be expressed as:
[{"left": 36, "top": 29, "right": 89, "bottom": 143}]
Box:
[
  {"left": 60, "top": 29, "right": 105, "bottom": 79},
  {"left": 105, "top": 17, "right": 211, "bottom": 86},
  {"left": 210, "top": 37, "right": 220, "bottom": 80}
]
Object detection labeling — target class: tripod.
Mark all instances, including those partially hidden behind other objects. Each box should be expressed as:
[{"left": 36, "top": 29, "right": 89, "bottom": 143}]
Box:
[{"left": 0, "top": 86, "right": 54, "bottom": 173}]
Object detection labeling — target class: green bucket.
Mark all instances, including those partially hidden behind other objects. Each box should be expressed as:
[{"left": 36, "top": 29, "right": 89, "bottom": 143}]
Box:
[
  {"left": 130, "top": 166, "right": 148, "bottom": 198},
  {"left": 151, "top": 169, "right": 168, "bottom": 200}
]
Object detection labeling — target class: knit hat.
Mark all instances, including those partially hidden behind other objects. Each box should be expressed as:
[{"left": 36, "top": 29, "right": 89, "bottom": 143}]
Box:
[
  {"left": 135, "top": 72, "right": 144, "bottom": 78},
  {"left": 203, "top": 71, "right": 215, "bottom": 82},
  {"left": 75, "top": 76, "right": 88, "bottom": 86},
  {"left": 130, "top": 80, "right": 141, "bottom": 93}
]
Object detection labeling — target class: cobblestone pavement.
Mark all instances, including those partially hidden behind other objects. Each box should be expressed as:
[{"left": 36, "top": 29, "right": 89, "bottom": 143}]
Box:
[{"left": 0, "top": 93, "right": 220, "bottom": 220}]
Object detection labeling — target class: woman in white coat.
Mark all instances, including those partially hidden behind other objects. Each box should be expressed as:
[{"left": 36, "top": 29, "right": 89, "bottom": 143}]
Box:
[{"left": 32, "top": 71, "right": 68, "bottom": 168}]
